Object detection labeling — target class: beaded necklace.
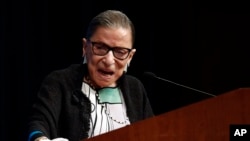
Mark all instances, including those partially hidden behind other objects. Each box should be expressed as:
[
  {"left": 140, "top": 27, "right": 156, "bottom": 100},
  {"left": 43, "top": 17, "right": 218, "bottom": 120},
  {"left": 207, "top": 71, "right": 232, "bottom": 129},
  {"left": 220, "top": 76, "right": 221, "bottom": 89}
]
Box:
[{"left": 83, "top": 75, "right": 130, "bottom": 126}]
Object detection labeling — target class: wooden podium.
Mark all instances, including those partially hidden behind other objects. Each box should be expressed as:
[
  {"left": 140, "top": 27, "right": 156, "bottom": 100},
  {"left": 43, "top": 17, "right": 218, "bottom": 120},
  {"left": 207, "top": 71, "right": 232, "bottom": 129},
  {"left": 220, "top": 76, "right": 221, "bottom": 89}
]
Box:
[{"left": 83, "top": 88, "right": 250, "bottom": 141}]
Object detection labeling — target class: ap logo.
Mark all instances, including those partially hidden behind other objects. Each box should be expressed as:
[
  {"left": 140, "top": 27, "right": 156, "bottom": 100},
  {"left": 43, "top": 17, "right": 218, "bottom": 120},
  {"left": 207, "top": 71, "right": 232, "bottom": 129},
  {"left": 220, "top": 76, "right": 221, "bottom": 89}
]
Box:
[{"left": 230, "top": 124, "right": 250, "bottom": 141}]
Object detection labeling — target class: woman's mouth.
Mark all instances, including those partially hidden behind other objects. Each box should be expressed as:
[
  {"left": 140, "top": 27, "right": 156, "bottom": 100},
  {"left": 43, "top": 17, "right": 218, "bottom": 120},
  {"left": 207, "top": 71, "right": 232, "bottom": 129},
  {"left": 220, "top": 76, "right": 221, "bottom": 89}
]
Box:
[{"left": 98, "top": 69, "right": 114, "bottom": 77}]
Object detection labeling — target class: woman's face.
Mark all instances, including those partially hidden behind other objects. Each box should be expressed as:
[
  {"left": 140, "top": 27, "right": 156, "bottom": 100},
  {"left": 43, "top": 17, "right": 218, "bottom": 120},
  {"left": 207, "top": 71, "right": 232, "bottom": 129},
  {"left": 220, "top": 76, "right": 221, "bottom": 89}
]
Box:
[{"left": 82, "top": 26, "right": 136, "bottom": 88}]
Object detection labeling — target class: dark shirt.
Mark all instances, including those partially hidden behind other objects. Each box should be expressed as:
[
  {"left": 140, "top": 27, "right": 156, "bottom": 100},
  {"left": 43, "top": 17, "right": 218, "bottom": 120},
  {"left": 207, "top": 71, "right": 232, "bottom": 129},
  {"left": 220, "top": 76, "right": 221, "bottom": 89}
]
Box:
[{"left": 28, "top": 64, "right": 154, "bottom": 141}]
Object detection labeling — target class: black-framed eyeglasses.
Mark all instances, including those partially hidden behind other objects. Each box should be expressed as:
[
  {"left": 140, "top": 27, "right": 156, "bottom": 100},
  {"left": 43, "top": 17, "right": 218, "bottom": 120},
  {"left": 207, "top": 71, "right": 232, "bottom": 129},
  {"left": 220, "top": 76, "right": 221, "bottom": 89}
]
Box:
[{"left": 88, "top": 40, "right": 132, "bottom": 60}]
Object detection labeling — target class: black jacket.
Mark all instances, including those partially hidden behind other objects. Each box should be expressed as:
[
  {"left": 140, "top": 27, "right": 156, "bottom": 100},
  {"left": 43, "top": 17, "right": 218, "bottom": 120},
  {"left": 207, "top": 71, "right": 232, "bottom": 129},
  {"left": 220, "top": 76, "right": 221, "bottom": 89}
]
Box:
[{"left": 28, "top": 64, "right": 154, "bottom": 141}]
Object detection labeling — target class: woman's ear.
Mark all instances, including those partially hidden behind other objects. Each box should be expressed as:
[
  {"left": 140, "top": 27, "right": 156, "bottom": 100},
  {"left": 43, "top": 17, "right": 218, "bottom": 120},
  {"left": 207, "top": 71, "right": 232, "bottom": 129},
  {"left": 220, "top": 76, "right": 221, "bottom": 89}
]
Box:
[
  {"left": 124, "top": 49, "right": 136, "bottom": 72},
  {"left": 127, "top": 49, "right": 136, "bottom": 63},
  {"left": 124, "top": 62, "right": 130, "bottom": 72},
  {"left": 82, "top": 38, "right": 88, "bottom": 64},
  {"left": 82, "top": 38, "right": 88, "bottom": 56},
  {"left": 83, "top": 56, "right": 87, "bottom": 64}
]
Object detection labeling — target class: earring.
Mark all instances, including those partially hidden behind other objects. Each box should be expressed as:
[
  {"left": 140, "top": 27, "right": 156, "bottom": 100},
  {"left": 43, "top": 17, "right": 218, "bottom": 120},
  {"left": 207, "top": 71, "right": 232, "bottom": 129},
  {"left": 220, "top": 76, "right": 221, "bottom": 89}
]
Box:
[
  {"left": 83, "top": 56, "right": 87, "bottom": 64},
  {"left": 124, "top": 63, "right": 130, "bottom": 72}
]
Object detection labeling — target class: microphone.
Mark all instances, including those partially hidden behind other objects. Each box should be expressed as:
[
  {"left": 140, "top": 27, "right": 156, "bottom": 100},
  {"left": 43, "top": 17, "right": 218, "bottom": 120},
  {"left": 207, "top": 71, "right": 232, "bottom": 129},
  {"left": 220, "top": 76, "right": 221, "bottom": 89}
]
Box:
[{"left": 144, "top": 71, "right": 216, "bottom": 97}]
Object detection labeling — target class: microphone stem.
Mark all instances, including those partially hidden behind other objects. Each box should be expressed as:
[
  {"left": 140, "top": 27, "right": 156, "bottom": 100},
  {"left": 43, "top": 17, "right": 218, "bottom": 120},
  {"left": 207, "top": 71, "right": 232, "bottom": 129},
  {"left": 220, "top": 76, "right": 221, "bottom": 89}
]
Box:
[{"left": 156, "top": 77, "right": 216, "bottom": 97}]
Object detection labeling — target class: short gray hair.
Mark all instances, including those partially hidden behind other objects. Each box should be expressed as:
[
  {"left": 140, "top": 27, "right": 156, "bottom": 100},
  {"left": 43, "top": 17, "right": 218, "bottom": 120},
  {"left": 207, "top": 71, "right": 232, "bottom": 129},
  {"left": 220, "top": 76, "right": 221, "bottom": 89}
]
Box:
[{"left": 86, "top": 10, "right": 135, "bottom": 46}]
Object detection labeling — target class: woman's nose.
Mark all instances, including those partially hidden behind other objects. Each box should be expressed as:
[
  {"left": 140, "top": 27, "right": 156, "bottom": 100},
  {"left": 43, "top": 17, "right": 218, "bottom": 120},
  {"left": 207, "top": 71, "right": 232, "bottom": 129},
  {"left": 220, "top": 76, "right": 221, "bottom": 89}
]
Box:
[{"left": 103, "top": 51, "right": 115, "bottom": 65}]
